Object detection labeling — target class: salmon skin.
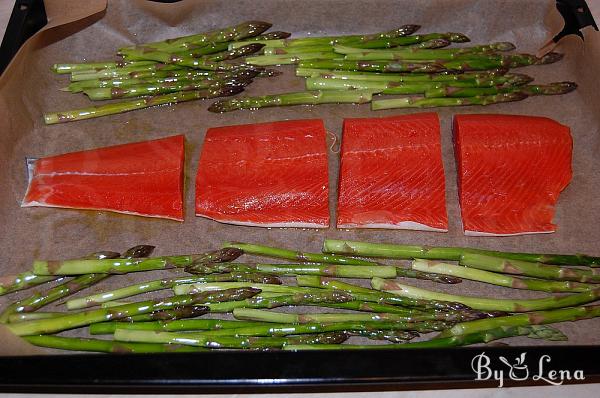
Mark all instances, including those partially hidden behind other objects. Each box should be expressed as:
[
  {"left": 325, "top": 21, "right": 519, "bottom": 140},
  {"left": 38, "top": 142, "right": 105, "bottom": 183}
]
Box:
[
  {"left": 22, "top": 135, "right": 185, "bottom": 221},
  {"left": 337, "top": 112, "right": 448, "bottom": 232},
  {"left": 454, "top": 114, "right": 573, "bottom": 236},
  {"left": 195, "top": 119, "right": 330, "bottom": 228}
]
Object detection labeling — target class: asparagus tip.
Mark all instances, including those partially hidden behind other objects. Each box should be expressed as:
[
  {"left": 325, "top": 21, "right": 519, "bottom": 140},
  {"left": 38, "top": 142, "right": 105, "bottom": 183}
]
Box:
[
  {"left": 548, "top": 81, "right": 578, "bottom": 94},
  {"left": 537, "top": 52, "right": 564, "bottom": 65},
  {"left": 401, "top": 24, "right": 422, "bottom": 35},
  {"left": 449, "top": 33, "right": 470, "bottom": 43},
  {"left": 207, "top": 100, "right": 229, "bottom": 113},
  {"left": 122, "top": 245, "right": 156, "bottom": 259},
  {"left": 424, "top": 38, "right": 451, "bottom": 49},
  {"left": 508, "top": 73, "right": 535, "bottom": 85},
  {"left": 219, "top": 85, "right": 245, "bottom": 97},
  {"left": 497, "top": 42, "right": 517, "bottom": 51}
]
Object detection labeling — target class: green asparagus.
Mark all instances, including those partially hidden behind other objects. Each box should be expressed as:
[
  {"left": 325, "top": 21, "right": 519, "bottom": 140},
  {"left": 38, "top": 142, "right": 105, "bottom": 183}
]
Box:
[
  {"left": 372, "top": 277, "right": 600, "bottom": 312},
  {"left": 7, "top": 287, "right": 260, "bottom": 336},
  {"left": 44, "top": 86, "right": 244, "bottom": 124},
  {"left": 459, "top": 253, "right": 600, "bottom": 283},
  {"left": 412, "top": 259, "right": 594, "bottom": 292}
]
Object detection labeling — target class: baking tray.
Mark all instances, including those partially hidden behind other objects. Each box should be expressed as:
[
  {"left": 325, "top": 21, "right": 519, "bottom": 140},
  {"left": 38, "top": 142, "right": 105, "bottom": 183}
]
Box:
[{"left": 1, "top": 0, "right": 600, "bottom": 392}]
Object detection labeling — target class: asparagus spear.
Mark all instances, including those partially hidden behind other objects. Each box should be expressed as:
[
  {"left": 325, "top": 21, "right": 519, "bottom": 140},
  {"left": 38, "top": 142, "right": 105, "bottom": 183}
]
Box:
[
  {"left": 229, "top": 25, "right": 421, "bottom": 49},
  {"left": 219, "top": 242, "right": 458, "bottom": 283},
  {"left": 0, "top": 274, "right": 110, "bottom": 323},
  {"left": 208, "top": 89, "right": 377, "bottom": 112},
  {"left": 295, "top": 276, "right": 499, "bottom": 320},
  {"left": 23, "top": 335, "right": 211, "bottom": 353},
  {"left": 89, "top": 319, "right": 268, "bottom": 335},
  {"left": 407, "top": 38, "right": 451, "bottom": 49},
  {"left": 412, "top": 260, "right": 594, "bottom": 292},
  {"left": 123, "top": 43, "right": 264, "bottom": 64},
  {"left": 298, "top": 59, "right": 444, "bottom": 73},
  {"left": 232, "top": 308, "right": 461, "bottom": 324},
  {"left": 186, "top": 262, "right": 397, "bottom": 278},
  {"left": 114, "top": 329, "right": 348, "bottom": 348},
  {"left": 323, "top": 239, "right": 600, "bottom": 266},
  {"left": 284, "top": 325, "right": 567, "bottom": 350},
  {"left": 65, "top": 72, "right": 248, "bottom": 93},
  {"left": 336, "top": 42, "right": 516, "bottom": 59},
  {"left": 342, "top": 32, "right": 471, "bottom": 49},
  {"left": 0, "top": 273, "right": 58, "bottom": 297},
  {"left": 123, "top": 31, "right": 291, "bottom": 61},
  {"left": 439, "top": 52, "right": 563, "bottom": 71},
  {"left": 33, "top": 248, "right": 242, "bottom": 275},
  {"left": 371, "top": 92, "right": 528, "bottom": 110},
  {"left": 83, "top": 77, "right": 250, "bottom": 100},
  {"left": 189, "top": 321, "right": 443, "bottom": 337},
  {"left": 119, "top": 21, "right": 272, "bottom": 54},
  {"left": 459, "top": 253, "right": 600, "bottom": 283},
  {"left": 12, "top": 307, "right": 211, "bottom": 324},
  {"left": 305, "top": 76, "right": 532, "bottom": 93},
  {"left": 203, "top": 291, "right": 354, "bottom": 313},
  {"left": 424, "top": 82, "right": 577, "bottom": 98},
  {"left": 9, "top": 312, "right": 64, "bottom": 322},
  {"left": 357, "top": 329, "right": 420, "bottom": 342},
  {"left": 321, "top": 300, "right": 435, "bottom": 315},
  {"left": 85, "top": 68, "right": 260, "bottom": 85},
  {"left": 118, "top": 305, "right": 208, "bottom": 322},
  {"left": 254, "top": 31, "right": 467, "bottom": 50},
  {"left": 45, "top": 85, "right": 244, "bottom": 124},
  {"left": 120, "top": 47, "right": 262, "bottom": 71},
  {"left": 372, "top": 277, "right": 600, "bottom": 312},
  {"left": 52, "top": 60, "right": 156, "bottom": 74},
  {"left": 174, "top": 282, "right": 469, "bottom": 311},
  {"left": 263, "top": 45, "right": 336, "bottom": 56},
  {"left": 0, "top": 249, "right": 123, "bottom": 297},
  {"left": 69, "top": 63, "right": 182, "bottom": 81},
  {"left": 295, "top": 68, "right": 511, "bottom": 81},
  {"left": 7, "top": 287, "right": 260, "bottom": 336},
  {"left": 245, "top": 52, "right": 340, "bottom": 65},
  {"left": 439, "top": 305, "right": 600, "bottom": 338},
  {"left": 0, "top": 244, "right": 139, "bottom": 322}
]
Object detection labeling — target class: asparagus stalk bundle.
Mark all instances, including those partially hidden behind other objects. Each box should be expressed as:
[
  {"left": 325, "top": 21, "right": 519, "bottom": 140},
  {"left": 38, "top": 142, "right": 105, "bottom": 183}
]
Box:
[
  {"left": 7, "top": 288, "right": 261, "bottom": 336},
  {"left": 3, "top": 239, "right": 600, "bottom": 353},
  {"left": 220, "top": 242, "right": 460, "bottom": 283},
  {"left": 45, "top": 21, "right": 293, "bottom": 123}
]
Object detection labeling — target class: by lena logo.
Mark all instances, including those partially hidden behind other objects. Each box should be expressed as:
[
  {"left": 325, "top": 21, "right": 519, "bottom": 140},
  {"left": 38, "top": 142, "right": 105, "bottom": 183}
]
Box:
[{"left": 471, "top": 352, "right": 585, "bottom": 387}]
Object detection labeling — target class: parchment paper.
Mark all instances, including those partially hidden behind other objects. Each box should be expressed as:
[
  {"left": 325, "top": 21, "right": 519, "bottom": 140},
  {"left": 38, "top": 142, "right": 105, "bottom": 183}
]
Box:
[{"left": 1, "top": 0, "right": 600, "bottom": 356}]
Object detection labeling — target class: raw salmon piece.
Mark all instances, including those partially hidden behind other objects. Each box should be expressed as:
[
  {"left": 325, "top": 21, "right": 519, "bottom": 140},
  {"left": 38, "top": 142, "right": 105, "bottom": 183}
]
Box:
[
  {"left": 195, "top": 119, "right": 330, "bottom": 227},
  {"left": 337, "top": 112, "right": 448, "bottom": 231},
  {"left": 454, "top": 114, "right": 573, "bottom": 236},
  {"left": 22, "top": 135, "right": 185, "bottom": 221}
]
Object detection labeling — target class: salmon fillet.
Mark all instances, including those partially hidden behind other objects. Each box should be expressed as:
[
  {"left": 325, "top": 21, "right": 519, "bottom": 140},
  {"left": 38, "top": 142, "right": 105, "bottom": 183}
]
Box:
[
  {"left": 22, "top": 135, "right": 185, "bottom": 221},
  {"left": 454, "top": 114, "right": 573, "bottom": 236},
  {"left": 195, "top": 119, "right": 330, "bottom": 227},
  {"left": 337, "top": 112, "right": 448, "bottom": 231}
]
